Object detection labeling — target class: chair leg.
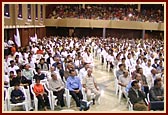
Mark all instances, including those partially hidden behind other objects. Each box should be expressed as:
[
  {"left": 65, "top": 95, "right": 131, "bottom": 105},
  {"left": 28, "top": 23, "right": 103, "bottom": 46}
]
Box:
[
  {"left": 67, "top": 96, "right": 71, "bottom": 108},
  {"left": 25, "top": 104, "right": 29, "bottom": 111},
  {"left": 115, "top": 85, "right": 119, "bottom": 95},
  {"left": 34, "top": 101, "right": 38, "bottom": 111},
  {"left": 8, "top": 104, "right": 11, "bottom": 111},
  {"left": 118, "top": 91, "right": 122, "bottom": 103}
]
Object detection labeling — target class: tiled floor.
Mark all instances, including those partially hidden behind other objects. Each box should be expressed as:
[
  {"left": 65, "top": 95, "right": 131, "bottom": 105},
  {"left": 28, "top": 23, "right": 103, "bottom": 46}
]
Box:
[{"left": 7, "top": 58, "right": 128, "bottom": 112}]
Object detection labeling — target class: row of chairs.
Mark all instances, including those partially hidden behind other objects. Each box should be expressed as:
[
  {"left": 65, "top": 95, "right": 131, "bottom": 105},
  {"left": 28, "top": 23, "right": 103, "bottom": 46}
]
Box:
[{"left": 4, "top": 82, "right": 72, "bottom": 111}]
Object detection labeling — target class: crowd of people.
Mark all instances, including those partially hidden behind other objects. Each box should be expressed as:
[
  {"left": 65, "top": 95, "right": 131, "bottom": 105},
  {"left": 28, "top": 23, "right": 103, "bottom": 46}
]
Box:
[
  {"left": 3, "top": 35, "right": 164, "bottom": 111},
  {"left": 47, "top": 4, "right": 164, "bottom": 23}
]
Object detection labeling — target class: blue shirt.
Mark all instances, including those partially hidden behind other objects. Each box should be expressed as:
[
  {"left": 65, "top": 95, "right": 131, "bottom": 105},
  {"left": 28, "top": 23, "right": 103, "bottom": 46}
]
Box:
[
  {"left": 125, "top": 80, "right": 144, "bottom": 93},
  {"left": 66, "top": 76, "right": 82, "bottom": 91}
]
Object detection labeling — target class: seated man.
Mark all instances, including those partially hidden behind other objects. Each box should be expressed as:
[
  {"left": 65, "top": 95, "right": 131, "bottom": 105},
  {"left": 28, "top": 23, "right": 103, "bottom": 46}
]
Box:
[
  {"left": 116, "top": 64, "right": 124, "bottom": 79},
  {"left": 22, "top": 64, "right": 34, "bottom": 85},
  {"left": 82, "top": 68, "right": 100, "bottom": 104},
  {"left": 10, "top": 69, "right": 29, "bottom": 88},
  {"left": 66, "top": 69, "right": 83, "bottom": 107},
  {"left": 10, "top": 83, "right": 25, "bottom": 104},
  {"left": 118, "top": 70, "right": 131, "bottom": 94},
  {"left": 33, "top": 67, "right": 46, "bottom": 80},
  {"left": 78, "top": 63, "right": 90, "bottom": 83},
  {"left": 149, "top": 79, "right": 164, "bottom": 110},
  {"left": 48, "top": 73, "right": 65, "bottom": 107},
  {"left": 37, "top": 58, "right": 49, "bottom": 71},
  {"left": 128, "top": 80, "right": 148, "bottom": 111}
]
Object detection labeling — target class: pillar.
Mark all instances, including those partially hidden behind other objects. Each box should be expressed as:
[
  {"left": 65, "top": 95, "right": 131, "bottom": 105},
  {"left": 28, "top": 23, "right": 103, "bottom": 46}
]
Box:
[
  {"left": 138, "top": 4, "right": 141, "bottom": 12},
  {"left": 103, "top": 28, "right": 106, "bottom": 39},
  {"left": 142, "top": 30, "right": 145, "bottom": 39}
]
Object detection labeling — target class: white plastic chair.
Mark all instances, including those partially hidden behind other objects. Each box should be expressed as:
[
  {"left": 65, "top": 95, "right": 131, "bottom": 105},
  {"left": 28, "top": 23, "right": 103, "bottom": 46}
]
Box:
[
  {"left": 4, "top": 88, "right": 8, "bottom": 111},
  {"left": 128, "top": 98, "right": 134, "bottom": 111},
  {"left": 113, "top": 68, "right": 119, "bottom": 95},
  {"left": 82, "top": 87, "right": 101, "bottom": 104},
  {"left": 8, "top": 86, "right": 29, "bottom": 111},
  {"left": 24, "top": 86, "right": 33, "bottom": 110},
  {"left": 118, "top": 85, "right": 129, "bottom": 105},
  {"left": 107, "top": 61, "right": 111, "bottom": 72},
  {"left": 44, "top": 82, "right": 58, "bottom": 111},
  {"left": 30, "top": 84, "right": 38, "bottom": 111},
  {"left": 64, "top": 88, "right": 72, "bottom": 108},
  {"left": 30, "top": 83, "right": 52, "bottom": 111}
]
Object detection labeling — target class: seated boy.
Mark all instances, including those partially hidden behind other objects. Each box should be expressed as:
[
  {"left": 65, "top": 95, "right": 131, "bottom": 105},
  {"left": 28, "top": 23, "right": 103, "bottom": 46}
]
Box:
[{"left": 10, "top": 83, "right": 25, "bottom": 104}]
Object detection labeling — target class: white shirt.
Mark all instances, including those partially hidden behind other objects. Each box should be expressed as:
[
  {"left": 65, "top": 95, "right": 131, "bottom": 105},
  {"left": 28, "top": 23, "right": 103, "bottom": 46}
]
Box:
[
  {"left": 8, "top": 65, "right": 19, "bottom": 76},
  {"left": 4, "top": 74, "right": 9, "bottom": 88},
  {"left": 78, "top": 68, "right": 88, "bottom": 83},
  {"left": 143, "top": 66, "right": 153, "bottom": 77},
  {"left": 8, "top": 40, "right": 14, "bottom": 47},
  {"left": 82, "top": 53, "right": 93, "bottom": 64}
]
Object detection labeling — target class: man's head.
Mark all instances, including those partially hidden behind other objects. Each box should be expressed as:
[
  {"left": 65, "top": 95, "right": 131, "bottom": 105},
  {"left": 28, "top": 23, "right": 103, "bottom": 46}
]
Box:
[
  {"left": 134, "top": 73, "right": 141, "bottom": 81},
  {"left": 119, "top": 64, "right": 124, "bottom": 71},
  {"left": 137, "top": 67, "right": 143, "bottom": 74},
  {"left": 87, "top": 68, "right": 93, "bottom": 76},
  {"left": 40, "top": 58, "right": 45, "bottom": 64},
  {"left": 154, "top": 58, "right": 159, "bottom": 64},
  {"left": 154, "top": 78, "right": 162, "bottom": 88},
  {"left": 51, "top": 72, "right": 57, "bottom": 80},
  {"left": 25, "top": 64, "right": 30, "bottom": 70},
  {"left": 147, "top": 59, "right": 151, "bottom": 66},
  {"left": 84, "top": 63, "right": 90, "bottom": 70},
  {"left": 16, "top": 69, "right": 22, "bottom": 77},
  {"left": 10, "top": 60, "right": 15, "bottom": 66},
  {"left": 127, "top": 53, "right": 131, "bottom": 59},
  {"left": 9, "top": 71, "right": 14, "bottom": 76},
  {"left": 143, "top": 57, "right": 147, "bottom": 63},
  {"left": 159, "top": 61, "right": 163, "bottom": 67},
  {"left": 123, "top": 70, "right": 129, "bottom": 77},
  {"left": 14, "top": 82, "right": 20, "bottom": 90},
  {"left": 35, "top": 77, "right": 41, "bottom": 85},
  {"left": 50, "top": 66, "right": 55, "bottom": 72},
  {"left": 151, "top": 68, "right": 157, "bottom": 75},
  {"left": 70, "top": 69, "right": 76, "bottom": 77},
  {"left": 36, "top": 67, "right": 41, "bottom": 74},
  {"left": 131, "top": 80, "right": 140, "bottom": 90}
]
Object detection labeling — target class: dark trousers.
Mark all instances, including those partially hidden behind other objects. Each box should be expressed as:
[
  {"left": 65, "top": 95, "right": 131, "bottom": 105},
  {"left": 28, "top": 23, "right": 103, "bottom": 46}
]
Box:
[
  {"left": 36, "top": 94, "right": 50, "bottom": 109},
  {"left": 143, "top": 86, "right": 149, "bottom": 97},
  {"left": 101, "top": 56, "right": 104, "bottom": 64},
  {"left": 70, "top": 90, "right": 83, "bottom": 107},
  {"left": 150, "top": 101, "right": 164, "bottom": 110},
  {"left": 53, "top": 89, "right": 65, "bottom": 107}
]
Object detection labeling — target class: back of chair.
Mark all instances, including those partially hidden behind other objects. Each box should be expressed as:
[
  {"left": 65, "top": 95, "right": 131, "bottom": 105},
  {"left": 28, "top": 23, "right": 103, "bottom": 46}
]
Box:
[
  {"left": 4, "top": 88, "right": 8, "bottom": 101},
  {"left": 4, "top": 88, "right": 8, "bottom": 111},
  {"left": 147, "top": 93, "right": 150, "bottom": 103},
  {"left": 30, "top": 84, "right": 36, "bottom": 99},
  {"left": 113, "top": 68, "right": 117, "bottom": 78}
]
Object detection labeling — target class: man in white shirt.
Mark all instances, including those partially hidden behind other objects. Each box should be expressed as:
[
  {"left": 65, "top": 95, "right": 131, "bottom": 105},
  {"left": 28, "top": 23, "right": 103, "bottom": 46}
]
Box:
[
  {"left": 82, "top": 68, "right": 100, "bottom": 104},
  {"left": 125, "top": 53, "right": 135, "bottom": 72},
  {"left": 78, "top": 63, "right": 90, "bottom": 83},
  {"left": 144, "top": 59, "right": 153, "bottom": 77},
  {"left": 118, "top": 70, "right": 131, "bottom": 93},
  {"left": 7, "top": 38, "right": 14, "bottom": 47},
  {"left": 82, "top": 48, "right": 94, "bottom": 66},
  {"left": 8, "top": 60, "right": 19, "bottom": 76},
  {"left": 48, "top": 73, "right": 65, "bottom": 107}
]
